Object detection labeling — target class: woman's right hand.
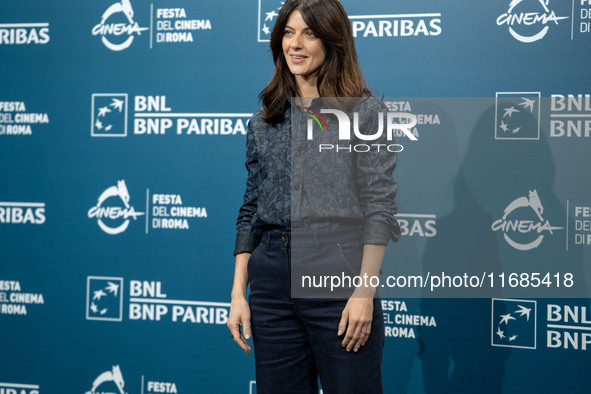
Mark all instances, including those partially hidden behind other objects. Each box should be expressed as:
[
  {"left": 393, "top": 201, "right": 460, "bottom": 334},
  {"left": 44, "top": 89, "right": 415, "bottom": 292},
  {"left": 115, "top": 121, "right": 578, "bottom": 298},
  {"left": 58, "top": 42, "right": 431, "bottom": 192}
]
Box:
[
  {"left": 228, "top": 295, "right": 252, "bottom": 354},
  {"left": 228, "top": 252, "right": 252, "bottom": 354}
]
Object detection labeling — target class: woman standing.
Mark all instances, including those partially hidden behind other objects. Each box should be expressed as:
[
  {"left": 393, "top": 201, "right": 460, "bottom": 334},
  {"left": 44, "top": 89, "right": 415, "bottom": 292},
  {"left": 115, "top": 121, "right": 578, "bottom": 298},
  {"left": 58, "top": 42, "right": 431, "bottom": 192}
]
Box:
[{"left": 228, "top": 1, "right": 400, "bottom": 393}]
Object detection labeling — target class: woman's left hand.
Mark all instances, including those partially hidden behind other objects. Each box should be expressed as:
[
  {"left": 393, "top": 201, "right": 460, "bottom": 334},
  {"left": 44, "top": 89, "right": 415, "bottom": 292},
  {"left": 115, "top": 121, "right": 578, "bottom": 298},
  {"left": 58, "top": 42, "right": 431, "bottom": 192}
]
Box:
[{"left": 338, "top": 297, "right": 373, "bottom": 352}]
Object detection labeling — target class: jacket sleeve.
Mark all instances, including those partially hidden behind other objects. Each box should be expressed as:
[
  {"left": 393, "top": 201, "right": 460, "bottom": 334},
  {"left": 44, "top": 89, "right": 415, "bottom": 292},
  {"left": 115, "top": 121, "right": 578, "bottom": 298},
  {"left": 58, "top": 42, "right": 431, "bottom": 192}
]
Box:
[
  {"left": 234, "top": 113, "right": 261, "bottom": 255},
  {"left": 355, "top": 100, "right": 401, "bottom": 245}
]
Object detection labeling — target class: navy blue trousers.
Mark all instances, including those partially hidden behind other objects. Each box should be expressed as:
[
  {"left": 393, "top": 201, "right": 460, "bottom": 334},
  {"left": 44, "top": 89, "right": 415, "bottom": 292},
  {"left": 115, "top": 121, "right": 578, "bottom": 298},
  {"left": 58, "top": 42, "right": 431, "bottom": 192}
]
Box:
[{"left": 248, "top": 230, "right": 385, "bottom": 394}]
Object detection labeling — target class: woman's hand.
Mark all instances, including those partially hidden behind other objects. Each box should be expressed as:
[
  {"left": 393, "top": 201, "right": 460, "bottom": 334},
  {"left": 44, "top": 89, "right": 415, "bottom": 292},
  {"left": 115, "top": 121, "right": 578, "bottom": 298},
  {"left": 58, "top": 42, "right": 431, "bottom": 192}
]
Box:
[
  {"left": 338, "top": 296, "right": 374, "bottom": 352},
  {"left": 228, "top": 295, "right": 252, "bottom": 354},
  {"left": 228, "top": 252, "right": 252, "bottom": 354},
  {"left": 337, "top": 244, "right": 384, "bottom": 352}
]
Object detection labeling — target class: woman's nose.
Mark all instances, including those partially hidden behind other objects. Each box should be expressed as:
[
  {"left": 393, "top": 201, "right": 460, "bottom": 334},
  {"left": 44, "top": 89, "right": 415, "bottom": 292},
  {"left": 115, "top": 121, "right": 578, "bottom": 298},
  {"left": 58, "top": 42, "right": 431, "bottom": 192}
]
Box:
[{"left": 290, "top": 33, "right": 303, "bottom": 49}]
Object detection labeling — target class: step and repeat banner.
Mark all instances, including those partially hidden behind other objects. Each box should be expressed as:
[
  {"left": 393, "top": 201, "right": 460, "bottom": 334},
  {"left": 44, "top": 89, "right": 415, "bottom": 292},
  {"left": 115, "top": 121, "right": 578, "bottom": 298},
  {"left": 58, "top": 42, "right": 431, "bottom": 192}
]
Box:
[{"left": 1, "top": 0, "right": 590, "bottom": 393}]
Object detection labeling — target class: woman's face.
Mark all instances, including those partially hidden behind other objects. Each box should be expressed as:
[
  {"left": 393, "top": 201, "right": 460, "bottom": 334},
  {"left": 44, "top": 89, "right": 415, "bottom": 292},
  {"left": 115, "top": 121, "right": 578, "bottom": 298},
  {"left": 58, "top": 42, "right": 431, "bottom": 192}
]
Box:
[{"left": 282, "top": 10, "right": 326, "bottom": 81}]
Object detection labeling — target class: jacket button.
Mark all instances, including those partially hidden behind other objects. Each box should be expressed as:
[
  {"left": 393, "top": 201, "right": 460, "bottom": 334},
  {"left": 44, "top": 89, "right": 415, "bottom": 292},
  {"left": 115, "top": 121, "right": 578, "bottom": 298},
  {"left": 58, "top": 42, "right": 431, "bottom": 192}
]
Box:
[
  {"left": 294, "top": 185, "right": 300, "bottom": 190},
  {"left": 281, "top": 236, "right": 286, "bottom": 243}
]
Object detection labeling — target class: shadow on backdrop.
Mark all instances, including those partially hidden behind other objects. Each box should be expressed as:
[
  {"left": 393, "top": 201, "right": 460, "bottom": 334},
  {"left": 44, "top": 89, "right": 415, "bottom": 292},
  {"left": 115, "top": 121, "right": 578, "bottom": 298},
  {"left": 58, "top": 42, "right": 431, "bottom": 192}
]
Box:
[{"left": 419, "top": 104, "right": 589, "bottom": 393}]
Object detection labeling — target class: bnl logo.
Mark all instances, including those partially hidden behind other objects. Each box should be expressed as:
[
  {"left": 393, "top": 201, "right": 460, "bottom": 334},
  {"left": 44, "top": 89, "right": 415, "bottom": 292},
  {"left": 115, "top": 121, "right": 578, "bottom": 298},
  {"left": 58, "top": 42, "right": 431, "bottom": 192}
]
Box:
[
  {"left": 91, "top": 94, "right": 128, "bottom": 137},
  {"left": 495, "top": 92, "right": 541, "bottom": 140},
  {"left": 491, "top": 298, "right": 537, "bottom": 349},
  {"left": 258, "top": 0, "right": 283, "bottom": 42},
  {"left": 86, "top": 276, "right": 124, "bottom": 321}
]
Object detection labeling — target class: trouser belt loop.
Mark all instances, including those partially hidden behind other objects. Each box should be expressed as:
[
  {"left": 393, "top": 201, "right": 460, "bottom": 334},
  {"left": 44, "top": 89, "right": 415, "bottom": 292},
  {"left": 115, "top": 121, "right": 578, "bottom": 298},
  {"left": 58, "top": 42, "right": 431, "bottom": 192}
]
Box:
[
  {"left": 265, "top": 232, "right": 272, "bottom": 252},
  {"left": 313, "top": 231, "right": 320, "bottom": 252}
]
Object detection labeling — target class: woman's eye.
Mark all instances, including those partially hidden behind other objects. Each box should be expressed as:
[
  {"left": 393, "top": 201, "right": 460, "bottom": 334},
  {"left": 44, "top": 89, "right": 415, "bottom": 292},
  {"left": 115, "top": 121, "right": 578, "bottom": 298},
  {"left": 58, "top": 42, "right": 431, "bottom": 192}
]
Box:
[
  {"left": 305, "top": 31, "right": 316, "bottom": 38},
  {"left": 284, "top": 30, "right": 293, "bottom": 36}
]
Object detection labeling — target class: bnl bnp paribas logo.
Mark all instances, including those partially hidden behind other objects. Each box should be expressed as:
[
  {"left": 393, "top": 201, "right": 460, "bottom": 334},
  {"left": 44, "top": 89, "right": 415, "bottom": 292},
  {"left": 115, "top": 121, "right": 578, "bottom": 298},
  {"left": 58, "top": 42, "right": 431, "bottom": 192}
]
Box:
[
  {"left": 257, "top": 0, "right": 282, "bottom": 41},
  {"left": 92, "top": 0, "right": 148, "bottom": 51},
  {"left": 0, "top": 382, "right": 40, "bottom": 394},
  {"left": 0, "top": 22, "right": 50, "bottom": 45},
  {"left": 491, "top": 189, "right": 563, "bottom": 251},
  {"left": 91, "top": 94, "right": 128, "bottom": 137},
  {"left": 495, "top": 92, "right": 541, "bottom": 140},
  {"left": 493, "top": 300, "right": 591, "bottom": 351},
  {"left": 257, "top": 0, "right": 441, "bottom": 41},
  {"left": 86, "top": 276, "right": 124, "bottom": 321},
  {"left": 492, "top": 298, "right": 537, "bottom": 349},
  {"left": 496, "top": 0, "right": 568, "bottom": 43},
  {"left": 91, "top": 93, "right": 250, "bottom": 137}
]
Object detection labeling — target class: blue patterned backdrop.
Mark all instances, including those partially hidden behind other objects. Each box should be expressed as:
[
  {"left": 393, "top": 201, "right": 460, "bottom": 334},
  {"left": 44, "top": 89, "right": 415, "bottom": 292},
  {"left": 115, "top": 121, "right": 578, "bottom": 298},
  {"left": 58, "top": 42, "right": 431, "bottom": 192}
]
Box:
[{"left": 1, "top": 0, "right": 590, "bottom": 393}]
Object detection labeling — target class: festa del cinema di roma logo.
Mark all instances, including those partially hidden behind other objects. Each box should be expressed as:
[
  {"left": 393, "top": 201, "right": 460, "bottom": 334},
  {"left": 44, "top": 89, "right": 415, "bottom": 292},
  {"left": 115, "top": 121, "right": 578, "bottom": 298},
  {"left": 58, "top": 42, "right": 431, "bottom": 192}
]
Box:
[
  {"left": 88, "top": 180, "right": 144, "bottom": 235},
  {"left": 84, "top": 364, "right": 179, "bottom": 394},
  {"left": 491, "top": 190, "right": 563, "bottom": 251},
  {"left": 92, "top": 0, "right": 148, "bottom": 51},
  {"left": 85, "top": 365, "right": 127, "bottom": 394},
  {"left": 496, "top": 0, "right": 568, "bottom": 43}
]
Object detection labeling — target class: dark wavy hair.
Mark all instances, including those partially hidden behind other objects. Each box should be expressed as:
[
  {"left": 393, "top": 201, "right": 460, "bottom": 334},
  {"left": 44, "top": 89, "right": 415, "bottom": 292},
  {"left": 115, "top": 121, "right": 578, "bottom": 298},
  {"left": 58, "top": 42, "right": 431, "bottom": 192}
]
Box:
[{"left": 260, "top": 0, "right": 371, "bottom": 125}]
